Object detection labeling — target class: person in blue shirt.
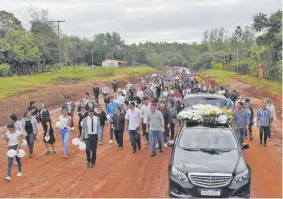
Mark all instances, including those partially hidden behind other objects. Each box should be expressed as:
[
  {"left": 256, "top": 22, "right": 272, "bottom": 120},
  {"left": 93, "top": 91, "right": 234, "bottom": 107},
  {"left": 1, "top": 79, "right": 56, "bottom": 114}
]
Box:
[
  {"left": 233, "top": 102, "right": 249, "bottom": 145},
  {"left": 226, "top": 96, "right": 234, "bottom": 110},
  {"left": 245, "top": 103, "right": 254, "bottom": 140},
  {"left": 106, "top": 96, "right": 120, "bottom": 144},
  {"left": 257, "top": 101, "right": 271, "bottom": 147}
]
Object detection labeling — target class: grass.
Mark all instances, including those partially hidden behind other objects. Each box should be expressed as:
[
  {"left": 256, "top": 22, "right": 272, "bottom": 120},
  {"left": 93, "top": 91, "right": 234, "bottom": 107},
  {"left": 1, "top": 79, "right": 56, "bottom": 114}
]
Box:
[
  {"left": 200, "top": 69, "right": 282, "bottom": 96},
  {"left": 200, "top": 70, "right": 237, "bottom": 84},
  {"left": 0, "top": 66, "right": 156, "bottom": 99}
]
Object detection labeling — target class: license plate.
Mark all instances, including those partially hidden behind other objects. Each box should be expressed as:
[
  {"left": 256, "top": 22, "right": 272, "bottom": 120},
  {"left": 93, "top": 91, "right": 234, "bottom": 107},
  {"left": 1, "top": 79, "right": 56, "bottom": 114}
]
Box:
[{"left": 200, "top": 189, "right": 221, "bottom": 196}]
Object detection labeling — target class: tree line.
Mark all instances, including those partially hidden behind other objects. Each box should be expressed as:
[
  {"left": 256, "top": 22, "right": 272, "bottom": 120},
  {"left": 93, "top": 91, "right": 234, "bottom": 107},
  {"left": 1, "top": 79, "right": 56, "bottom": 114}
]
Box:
[{"left": 0, "top": 8, "right": 281, "bottom": 81}]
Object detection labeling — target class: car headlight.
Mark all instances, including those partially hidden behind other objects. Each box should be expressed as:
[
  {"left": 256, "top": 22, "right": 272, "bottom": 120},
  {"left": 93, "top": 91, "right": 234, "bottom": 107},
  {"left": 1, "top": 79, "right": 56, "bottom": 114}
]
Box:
[
  {"left": 171, "top": 166, "right": 188, "bottom": 181},
  {"left": 232, "top": 168, "right": 249, "bottom": 183}
]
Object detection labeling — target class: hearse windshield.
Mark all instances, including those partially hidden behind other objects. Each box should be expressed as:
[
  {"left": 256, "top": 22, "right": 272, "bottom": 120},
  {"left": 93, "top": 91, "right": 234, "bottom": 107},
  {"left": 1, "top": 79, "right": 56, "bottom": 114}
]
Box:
[
  {"left": 179, "top": 128, "right": 238, "bottom": 150},
  {"left": 184, "top": 97, "right": 227, "bottom": 107}
]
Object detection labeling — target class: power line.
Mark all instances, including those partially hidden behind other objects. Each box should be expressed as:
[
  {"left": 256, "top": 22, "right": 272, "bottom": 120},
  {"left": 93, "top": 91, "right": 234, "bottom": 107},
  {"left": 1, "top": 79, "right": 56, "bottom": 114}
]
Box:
[{"left": 52, "top": 20, "right": 65, "bottom": 68}]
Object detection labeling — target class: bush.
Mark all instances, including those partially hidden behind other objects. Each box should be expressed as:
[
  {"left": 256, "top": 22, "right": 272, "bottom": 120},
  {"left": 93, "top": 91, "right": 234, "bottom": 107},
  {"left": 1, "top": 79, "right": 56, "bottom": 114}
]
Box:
[{"left": 0, "top": 64, "right": 11, "bottom": 77}]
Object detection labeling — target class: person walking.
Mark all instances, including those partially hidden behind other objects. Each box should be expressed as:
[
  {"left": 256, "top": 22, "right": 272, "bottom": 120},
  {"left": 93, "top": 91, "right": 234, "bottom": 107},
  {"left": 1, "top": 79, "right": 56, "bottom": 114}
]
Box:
[
  {"left": 233, "top": 102, "right": 249, "bottom": 145},
  {"left": 41, "top": 108, "right": 56, "bottom": 155},
  {"left": 83, "top": 92, "right": 91, "bottom": 106},
  {"left": 57, "top": 107, "right": 71, "bottom": 159},
  {"left": 9, "top": 114, "right": 22, "bottom": 131},
  {"left": 93, "top": 84, "right": 100, "bottom": 102},
  {"left": 4, "top": 123, "right": 23, "bottom": 181},
  {"left": 116, "top": 91, "right": 126, "bottom": 112},
  {"left": 101, "top": 84, "right": 109, "bottom": 104},
  {"left": 147, "top": 101, "right": 164, "bottom": 157},
  {"left": 266, "top": 100, "right": 276, "bottom": 141},
  {"left": 159, "top": 100, "right": 171, "bottom": 148},
  {"left": 141, "top": 97, "right": 150, "bottom": 144},
  {"left": 257, "top": 102, "right": 272, "bottom": 147},
  {"left": 94, "top": 105, "right": 107, "bottom": 145},
  {"left": 226, "top": 96, "right": 234, "bottom": 110},
  {"left": 64, "top": 96, "right": 76, "bottom": 131},
  {"left": 80, "top": 109, "right": 100, "bottom": 168},
  {"left": 106, "top": 96, "right": 120, "bottom": 144},
  {"left": 112, "top": 107, "right": 125, "bottom": 150},
  {"left": 21, "top": 110, "right": 38, "bottom": 158},
  {"left": 125, "top": 101, "right": 142, "bottom": 153},
  {"left": 77, "top": 105, "right": 88, "bottom": 137},
  {"left": 86, "top": 98, "right": 96, "bottom": 112},
  {"left": 245, "top": 103, "right": 254, "bottom": 141},
  {"left": 168, "top": 101, "right": 177, "bottom": 140},
  {"left": 27, "top": 100, "right": 39, "bottom": 122},
  {"left": 112, "top": 80, "right": 118, "bottom": 92}
]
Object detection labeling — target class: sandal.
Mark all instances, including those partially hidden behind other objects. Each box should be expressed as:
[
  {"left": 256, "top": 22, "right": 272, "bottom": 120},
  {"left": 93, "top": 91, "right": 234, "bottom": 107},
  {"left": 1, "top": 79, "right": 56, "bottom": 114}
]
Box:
[
  {"left": 44, "top": 151, "right": 51, "bottom": 155},
  {"left": 52, "top": 151, "right": 56, "bottom": 154}
]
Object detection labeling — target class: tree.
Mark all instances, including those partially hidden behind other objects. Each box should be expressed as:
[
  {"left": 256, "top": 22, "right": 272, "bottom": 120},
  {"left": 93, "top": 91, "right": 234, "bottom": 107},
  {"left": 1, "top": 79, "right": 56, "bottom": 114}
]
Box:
[
  {"left": 0, "top": 10, "right": 21, "bottom": 29},
  {"left": 29, "top": 7, "right": 59, "bottom": 65},
  {"left": 136, "top": 50, "right": 148, "bottom": 65},
  {"left": 0, "top": 11, "right": 22, "bottom": 38},
  {"left": 0, "top": 28, "right": 41, "bottom": 74}
]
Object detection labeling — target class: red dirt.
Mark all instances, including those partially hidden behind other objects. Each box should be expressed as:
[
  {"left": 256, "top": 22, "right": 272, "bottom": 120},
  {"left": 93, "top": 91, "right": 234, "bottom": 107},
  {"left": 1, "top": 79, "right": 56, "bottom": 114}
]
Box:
[
  {"left": 0, "top": 75, "right": 281, "bottom": 198},
  {"left": 229, "top": 79, "right": 282, "bottom": 198}
]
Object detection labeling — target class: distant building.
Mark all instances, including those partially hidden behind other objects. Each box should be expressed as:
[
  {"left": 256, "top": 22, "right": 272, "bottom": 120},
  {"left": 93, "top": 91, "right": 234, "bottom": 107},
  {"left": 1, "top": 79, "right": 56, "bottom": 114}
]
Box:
[{"left": 102, "top": 59, "right": 128, "bottom": 68}]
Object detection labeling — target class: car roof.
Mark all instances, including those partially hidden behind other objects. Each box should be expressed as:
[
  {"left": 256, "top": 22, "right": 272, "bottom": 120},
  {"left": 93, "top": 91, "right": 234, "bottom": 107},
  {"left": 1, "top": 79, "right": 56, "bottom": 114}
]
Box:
[
  {"left": 183, "top": 125, "right": 230, "bottom": 130},
  {"left": 183, "top": 93, "right": 226, "bottom": 100}
]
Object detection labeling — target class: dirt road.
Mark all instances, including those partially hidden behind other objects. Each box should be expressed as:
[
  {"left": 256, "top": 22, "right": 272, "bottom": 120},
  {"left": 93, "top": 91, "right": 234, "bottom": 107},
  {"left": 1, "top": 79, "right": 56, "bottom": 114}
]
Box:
[{"left": 0, "top": 76, "right": 281, "bottom": 198}]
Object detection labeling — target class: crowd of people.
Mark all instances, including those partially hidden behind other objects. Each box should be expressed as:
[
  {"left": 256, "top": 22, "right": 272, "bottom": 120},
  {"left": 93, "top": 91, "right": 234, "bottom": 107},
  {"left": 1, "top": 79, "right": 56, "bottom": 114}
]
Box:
[{"left": 4, "top": 67, "right": 277, "bottom": 181}]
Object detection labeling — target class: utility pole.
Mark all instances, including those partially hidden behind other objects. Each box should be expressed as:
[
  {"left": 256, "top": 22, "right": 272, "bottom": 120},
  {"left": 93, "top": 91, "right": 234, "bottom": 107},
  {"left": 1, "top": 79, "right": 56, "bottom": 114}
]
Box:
[
  {"left": 132, "top": 54, "right": 135, "bottom": 67},
  {"left": 52, "top": 20, "right": 65, "bottom": 68}
]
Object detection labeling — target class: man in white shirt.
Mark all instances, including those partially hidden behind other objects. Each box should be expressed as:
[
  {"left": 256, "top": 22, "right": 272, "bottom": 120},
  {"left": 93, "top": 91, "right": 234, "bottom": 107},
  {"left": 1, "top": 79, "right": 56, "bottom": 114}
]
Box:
[
  {"left": 80, "top": 109, "right": 100, "bottom": 168},
  {"left": 101, "top": 84, "right": 109, "bottom": 103},
  {"left": 141, "top": 97, "right": 150, "bottom": 144},
  {"left": 126, "top": 82, "right": 132, "bottom": 91},
  {"left": 267, "top": 100, "right": 277, "bottom": 140},
  {"left": 116, "top": 91, "right": 126, "bottom": 110},
  {"left": 125, "top": 101, "right": 143, "bottom": 153}
]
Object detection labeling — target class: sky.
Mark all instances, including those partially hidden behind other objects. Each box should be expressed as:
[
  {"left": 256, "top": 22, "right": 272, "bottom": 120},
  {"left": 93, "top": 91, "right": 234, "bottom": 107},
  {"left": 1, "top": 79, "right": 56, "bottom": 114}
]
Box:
[{"left": 2, "top": 0, "right": 282, "bottom": 44}]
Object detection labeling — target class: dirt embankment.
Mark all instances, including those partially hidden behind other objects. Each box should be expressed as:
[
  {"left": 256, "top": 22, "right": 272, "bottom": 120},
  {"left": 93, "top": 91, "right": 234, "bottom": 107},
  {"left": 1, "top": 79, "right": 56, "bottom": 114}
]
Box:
[{"left": 0, "top": 78, "right": 131, "bottom": 127}]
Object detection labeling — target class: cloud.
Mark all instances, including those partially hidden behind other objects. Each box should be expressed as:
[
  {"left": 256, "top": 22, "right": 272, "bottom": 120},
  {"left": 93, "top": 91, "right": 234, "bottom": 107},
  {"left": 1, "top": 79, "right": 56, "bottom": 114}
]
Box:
[{"left": 2, "top": 0, "right": 281, "bottom": 43}]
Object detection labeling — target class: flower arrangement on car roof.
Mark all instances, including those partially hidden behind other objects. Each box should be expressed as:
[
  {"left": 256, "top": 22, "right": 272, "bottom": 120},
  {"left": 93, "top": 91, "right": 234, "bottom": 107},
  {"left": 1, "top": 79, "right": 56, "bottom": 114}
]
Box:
[{"left": 177, "top": 104, "right": 234, "bottom": 125}]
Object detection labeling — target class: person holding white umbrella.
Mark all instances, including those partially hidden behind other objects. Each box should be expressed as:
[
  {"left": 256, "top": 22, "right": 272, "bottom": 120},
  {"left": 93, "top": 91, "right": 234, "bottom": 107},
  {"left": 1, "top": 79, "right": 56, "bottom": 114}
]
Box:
[
  {"left": 4, "top": 123, "right": 23, "bottom": 181},
  {"left": 80, "top": 109, "right": 100, "bottom": 168}
]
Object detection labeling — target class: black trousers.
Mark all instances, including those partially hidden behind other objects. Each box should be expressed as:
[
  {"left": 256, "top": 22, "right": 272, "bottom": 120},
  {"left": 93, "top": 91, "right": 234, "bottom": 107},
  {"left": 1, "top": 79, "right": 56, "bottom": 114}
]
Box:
[
  {"left": 260, "top": 126, "right": 269, "bottom": 145},
  {"left": 245, "top": 123, "right": 253, "bottom": 138},
  {"left": 114, "top": 130, "right": 124, "bottom": 147},
  {"left": 94, "top": 94, "right": 99, "bottom": 102},
  {"left": 129, "top": 128, "right": 141, "bottom": 151},
  {"left": 170, "top": 123, "right": 175, "bottom": 139},
  {"left": 79, "top": 126, "right": 82, "bottom": 137},
  {"left": 85, "top": 134, "right": 98, "bottom": 164},
  {"left": 142, "top": 123, "right": 149, "bottom": 142}
]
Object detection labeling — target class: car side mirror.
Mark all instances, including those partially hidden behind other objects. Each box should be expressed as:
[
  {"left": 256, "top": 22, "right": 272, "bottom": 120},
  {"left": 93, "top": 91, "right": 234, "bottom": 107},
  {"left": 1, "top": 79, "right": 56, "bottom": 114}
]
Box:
[
  {"left": 242, "top": 143, "right": 249, "bottom": 150},
  {"left": 167, "top": 140, "right": 174, "bottom": 147}
]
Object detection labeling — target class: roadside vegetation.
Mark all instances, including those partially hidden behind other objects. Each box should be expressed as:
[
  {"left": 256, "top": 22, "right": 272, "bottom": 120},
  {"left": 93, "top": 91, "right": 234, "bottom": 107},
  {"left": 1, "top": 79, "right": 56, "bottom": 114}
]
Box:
[
  {"left": 0, "top": 9, "right": 281, "bottom": 82},
  {"left": 0, "top": 66, "right": 156, "bottom": 99},
  {"left": 200, "top": 69, "right": 282, "bottom": 96}
]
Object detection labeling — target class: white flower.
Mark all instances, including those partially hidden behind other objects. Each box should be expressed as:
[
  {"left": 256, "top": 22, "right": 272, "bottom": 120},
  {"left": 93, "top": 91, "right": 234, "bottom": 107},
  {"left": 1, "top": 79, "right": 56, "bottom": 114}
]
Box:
[
  {"left": 178, "top": 104, "right": 233, "bottom": 124},
  {"left": 218, "top": 115, "right": 228, "bottom": 124}
]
